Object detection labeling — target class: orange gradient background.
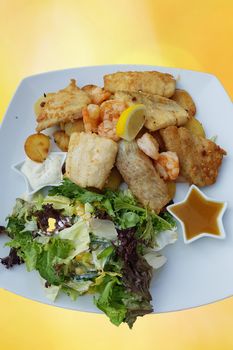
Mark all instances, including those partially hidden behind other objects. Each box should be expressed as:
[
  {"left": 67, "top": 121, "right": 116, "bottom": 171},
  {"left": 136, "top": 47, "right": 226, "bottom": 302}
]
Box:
[{"left": 0, "top": 1, "right": 233, "bottom": 349}]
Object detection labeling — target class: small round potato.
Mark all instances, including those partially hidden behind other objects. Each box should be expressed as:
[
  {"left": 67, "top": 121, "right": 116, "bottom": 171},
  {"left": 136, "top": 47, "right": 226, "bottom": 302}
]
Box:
[
  {"left": 24, "top": 133, "right": 50, "bottom": 163},
  {"left": 104, "top": 167, "right": 122, "bottom": 191},
  {"left": 53, "top": 130, "right": 70, "bottom": 152},
  {"left": 184, "top": 117, "right": 206, "bottom": 138}
]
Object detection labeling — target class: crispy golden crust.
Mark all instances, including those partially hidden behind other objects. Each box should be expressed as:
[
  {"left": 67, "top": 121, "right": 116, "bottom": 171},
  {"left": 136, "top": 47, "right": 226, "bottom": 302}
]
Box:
[
  {"left": 104, "top": 71, "right": 176, "bottom": 97},
  {"left": 36, "top": 80, "right": 91, "bottom": 132},
  {"left": 81, "top": 85, "right": 111, "bottom": 105},
  {"left": 66, "top": 132, "right": 118, "bottom": 189},
  {"left": 24, "top": 133, "right": 50, "bottom": 163},
  {"left": 116, "top": 140, "right": 171, "bottom": 213},
  {"left": 160, "top": 126, "right": 226, "bottom": 187},
  {"left": 53, "top": 130, "right": 70, "bottom": 152},
  {"left": 114, "top": 91, "right": 189, "bottom": 131},
  {"left": 171, "top": 89, "right": 196, "bottom": 116}
]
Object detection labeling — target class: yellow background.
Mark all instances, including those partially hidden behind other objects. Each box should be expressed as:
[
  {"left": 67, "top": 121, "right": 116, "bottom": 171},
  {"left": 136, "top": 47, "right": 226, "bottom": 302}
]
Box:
[{"left": 0, "top": 1, "right": 233, "bottom": 349}]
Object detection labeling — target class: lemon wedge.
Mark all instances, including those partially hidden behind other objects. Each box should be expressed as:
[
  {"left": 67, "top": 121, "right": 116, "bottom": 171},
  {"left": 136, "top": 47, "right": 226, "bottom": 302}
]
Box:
[{"left": 116, "top": 104, "right": 146, "bottom": 141}]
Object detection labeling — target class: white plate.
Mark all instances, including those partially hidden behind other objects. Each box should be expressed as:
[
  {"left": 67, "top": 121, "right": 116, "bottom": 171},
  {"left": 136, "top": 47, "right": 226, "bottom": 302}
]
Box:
[{"left": 0, "top": 64, "right": 233, "bottom": 314}]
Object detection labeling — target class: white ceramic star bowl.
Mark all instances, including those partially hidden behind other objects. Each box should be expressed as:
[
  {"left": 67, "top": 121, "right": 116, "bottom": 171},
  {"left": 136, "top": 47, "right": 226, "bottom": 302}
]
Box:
[
  {"left": 167, "top": 184, "right": 227, "bottom": 244},
  {"left": 11, "top": 151, "right": 66, "bottom": 196}
]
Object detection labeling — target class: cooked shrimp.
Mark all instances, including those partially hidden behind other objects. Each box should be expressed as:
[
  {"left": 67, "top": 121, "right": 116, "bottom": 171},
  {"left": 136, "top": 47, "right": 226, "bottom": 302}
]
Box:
[
  {"left": 100, "top": 100, "right": 127, "bottom": 121},
  {"left": 82, "top": 104, "right": 101, "bottom": 133},
  {"left": 82, "top": 85, "right": 111, "bottom": 105},
  {"left": 137, "top": 133, "right": 159, "bottom": 160},
  {"left": 98, "top": 119, "right": 120, "bottom": 141},
  {"left": 97, "top": 100, "right": 127, "bottom": 141},
  {"left": 155, "top": 151, "right": 179, "bottom": 181}
]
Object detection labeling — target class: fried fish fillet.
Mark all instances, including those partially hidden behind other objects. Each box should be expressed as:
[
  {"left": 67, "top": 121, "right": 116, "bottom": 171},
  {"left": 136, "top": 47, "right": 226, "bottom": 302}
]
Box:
[
  {"left": 36, "top": 79, "right": 91, "bottom": 132},
  {"left": 116, "top": 140, "right": 171, "bottom": 213},
  {"left": 114, "top": 91, "right": 189, "bottom": 131},
  {"left": 104, "top": 71, "right": 176, "bottom": 97},
  {"left": 160, "top": 126, "right": 226, "bottom": 187},
  {"left": 66, "top": 132, "right": 118, "bottom": 189}
]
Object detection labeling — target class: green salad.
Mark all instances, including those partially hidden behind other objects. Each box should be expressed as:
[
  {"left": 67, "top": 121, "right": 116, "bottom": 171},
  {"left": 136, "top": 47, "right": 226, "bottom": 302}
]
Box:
[{"left": 1, "top": 178, "right": 177, "bottom": 328}]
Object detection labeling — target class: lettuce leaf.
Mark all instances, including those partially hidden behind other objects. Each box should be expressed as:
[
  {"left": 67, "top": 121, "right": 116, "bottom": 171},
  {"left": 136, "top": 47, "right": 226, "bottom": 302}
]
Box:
[
  {"left": 41, "top": 280, "right": 61, "bottom": 301},
  {"left": 35, "top": 237, "right": 74, "bottom": 284},
  {"left": 94, "top": 275, "right": 128, "bottom": 326},
  {"left": 49, "top": 180, "right": 176, "bottom": 248},
  {"left": 90, "top": 218, "right": 117, "bottom": 240},
  {"left": 94, "top": 274, "right": 153, "bottom": 328},
  {"left": 6, "top": 230, "right": 42, "bottom": 271},
  {"left": 49, "top": 178, "right": 104, "bottom": 203},
  {"left": 43, "top": 195, "right": 76, "bottom": 216},
  {"left": 58, "top": 220, "right": 90, "bottom": 262}
]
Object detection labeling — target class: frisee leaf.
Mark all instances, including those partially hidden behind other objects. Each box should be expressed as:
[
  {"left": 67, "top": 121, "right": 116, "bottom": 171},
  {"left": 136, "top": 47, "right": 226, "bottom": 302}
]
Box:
[{"left": 49, "top": 178, "right": 104, "bottom": 203}]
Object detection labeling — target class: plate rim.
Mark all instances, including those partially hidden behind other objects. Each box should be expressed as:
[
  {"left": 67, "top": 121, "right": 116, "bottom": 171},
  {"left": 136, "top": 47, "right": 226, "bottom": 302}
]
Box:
[{"left": 1, "top": 64, "right": 233, "bottom": 314}]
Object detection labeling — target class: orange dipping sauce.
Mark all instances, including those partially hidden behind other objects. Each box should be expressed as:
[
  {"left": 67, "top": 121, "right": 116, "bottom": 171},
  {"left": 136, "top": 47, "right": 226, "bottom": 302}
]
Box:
[{"left": 168, "top": 186, "right": 225, "bottom": 241}]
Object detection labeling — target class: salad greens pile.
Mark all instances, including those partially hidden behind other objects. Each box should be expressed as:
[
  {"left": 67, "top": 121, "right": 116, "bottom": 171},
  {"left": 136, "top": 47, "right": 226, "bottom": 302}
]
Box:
[{"left": 1, "top": 178, "right": 177, "bottom": 328}]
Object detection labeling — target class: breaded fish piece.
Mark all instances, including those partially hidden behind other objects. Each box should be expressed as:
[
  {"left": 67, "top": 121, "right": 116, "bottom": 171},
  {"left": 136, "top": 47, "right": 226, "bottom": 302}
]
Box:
[
  {"left": 116, "top": 140, "right": 171, "bottom": 213},
  {"left": 36, "top": 79, "right": 91, "bottom": 132},
  {"left": 66, "top": 132, "right": 118, "bottom": 189},
  {"left": 160, "top": 126, "right": 226, "bottom": 187},
  {"left": 114, "top": 91, "right": 189, "bottom": 131},
  {"left": 104, "top": 71, "right": 176, "bottom": 97}
]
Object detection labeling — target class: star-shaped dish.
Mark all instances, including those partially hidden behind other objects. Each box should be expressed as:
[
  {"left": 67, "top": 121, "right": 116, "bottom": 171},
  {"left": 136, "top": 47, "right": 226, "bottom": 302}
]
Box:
[
  {"left": 167, "top": 185, "right": 227, "bottom": 244},
  {"left": 12, "top": 152, "right": 66, "bottom": 196}
]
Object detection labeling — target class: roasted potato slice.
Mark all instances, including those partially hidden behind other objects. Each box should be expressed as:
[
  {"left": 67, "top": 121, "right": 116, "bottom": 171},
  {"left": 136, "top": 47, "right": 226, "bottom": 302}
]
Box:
[
  {"left": 184, "top": 117, "right": 206, "bottom": 138},
  {"left": 34, "top": 96, "right": 47, "bottom": 118},
  {"left": 104, "top": 167, "right": 122, "bottom": 190},
  {"left": 64, "top": 120, "right": 85, "bottom": 136},
  {"left": 24, "top": 133, "right": 50, "bottom": 163},
  {"left": 167, "top": 181, "right": 176, "bottom": 198},
  {"left": 53, "top": 130, "right": 70, "bottom": 152},
  {"left": 171, "top": 89, "right": 196, "bottom": 117}
]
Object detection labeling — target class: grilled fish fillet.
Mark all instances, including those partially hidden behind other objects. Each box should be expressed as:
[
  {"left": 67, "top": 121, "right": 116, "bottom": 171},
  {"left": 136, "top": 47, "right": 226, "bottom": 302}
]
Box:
[
  {"left": 114, "top": 91, "right": 189, "bottom": 131},
  {"left": 36, "top": 79, "right": 91, "bottom": 132},
  {"left": 116, "top": 140, "right": 171, "bottom": 213},
  {"left": 160, "top": 126, "right": 226, "bottom": 187},
  {"left": 66, "top": 132, "right": 118, "bottom": 189},
  {"left": 104, "top": 71, "right": 176, "bottom": 98}
]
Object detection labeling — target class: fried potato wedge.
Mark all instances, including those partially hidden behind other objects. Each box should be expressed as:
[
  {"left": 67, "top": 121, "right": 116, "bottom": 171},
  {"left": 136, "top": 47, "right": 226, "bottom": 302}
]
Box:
[
  {"left": 24, "top": 133, "right": 50, "bottom": 163},
  {"left": 104, "top": 167, "right": 122, "bottom": 190},
  {"left": 53, "top": 130, "right": 70, "bottom": 152},
  {"left": 171, "top": 89, "right": 196, "bottom": 116},
  {"left": 184, "top": 117, "right": 206, "bottom": 138},
  {"left": 63, "top": 120, "right": 85, "bottom": 136}
]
